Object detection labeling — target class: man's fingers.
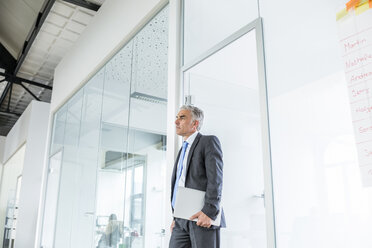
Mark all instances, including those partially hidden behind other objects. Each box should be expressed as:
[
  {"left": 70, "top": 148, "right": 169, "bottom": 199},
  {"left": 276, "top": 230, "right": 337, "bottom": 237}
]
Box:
[
  {"left": 189, "top": 211, "right": 200, "bottom": 220},
  {"left": 201, "top": 223, "right": 210, "bottom": 228},
  {"left": 190, "top": 214, "right": 197, "bottom": 220},
  {"left": 196, "top": 219, "right": 210, "bottom": 228},
  {"left": 191, "top": 211, "right": 212, "bottom": 228}
]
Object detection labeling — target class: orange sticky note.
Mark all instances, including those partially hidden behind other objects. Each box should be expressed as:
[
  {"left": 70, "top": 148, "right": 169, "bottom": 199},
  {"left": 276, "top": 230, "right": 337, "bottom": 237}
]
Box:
[
  {"left": 347, "top": 0, "right": 361, "bottom": 10},
  {"left": 369, "top": 0, "right": 372, "bottom": 8}
]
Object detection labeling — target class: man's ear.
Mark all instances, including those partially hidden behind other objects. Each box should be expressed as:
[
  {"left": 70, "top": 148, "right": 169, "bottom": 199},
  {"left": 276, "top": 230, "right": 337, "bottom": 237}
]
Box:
[{"left": 193, "top": 120, "right": 199, "bottom": 130}]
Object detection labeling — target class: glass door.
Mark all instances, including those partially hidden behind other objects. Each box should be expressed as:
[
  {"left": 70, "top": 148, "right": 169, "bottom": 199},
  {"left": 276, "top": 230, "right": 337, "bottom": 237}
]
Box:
[{"left": 182, "top": 21, "right": 275, "bottom": 248}]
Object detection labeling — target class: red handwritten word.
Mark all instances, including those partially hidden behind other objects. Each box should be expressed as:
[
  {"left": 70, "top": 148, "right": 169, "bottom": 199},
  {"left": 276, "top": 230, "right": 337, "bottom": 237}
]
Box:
[
  {"left": 364, "top": 149, "right": 372, "bottom": 157},
  {"left": 355, "top": 105, "right": 372, "bottom": 113},
  {"left": 344, "top": 38, "right": 367, "bottom": 53},
  {"left": 350, "top": 71, "right": 372, "bottom": 84},
  {"left": 346, "top": 53, "right": 372, "bottom": 69},
  {"left": 359, "top": 125, "right": 372, "bottom": 133},
  {"left": 351, "top": 87, "right": 369, "bottom": 97}
]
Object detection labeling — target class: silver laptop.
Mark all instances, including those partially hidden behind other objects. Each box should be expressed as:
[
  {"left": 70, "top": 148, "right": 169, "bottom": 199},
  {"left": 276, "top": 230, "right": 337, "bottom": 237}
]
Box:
[{"left": 173, "top": 187, "right": 221, "bottom": 226}]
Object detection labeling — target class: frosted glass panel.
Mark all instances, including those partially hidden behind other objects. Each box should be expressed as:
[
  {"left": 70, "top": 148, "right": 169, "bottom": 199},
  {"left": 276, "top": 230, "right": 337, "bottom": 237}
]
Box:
[
  {"left": 183, "top": 0, "right": 258, "bottom": 65},
  {"left": 259, "top": 0, "right": 372, "bottom": 246},
  {"left": 269, "top": 72, "right": 372, "bottom": 248},
  {"left": 259, "top": 0, "right": 343, "bottom": 97}
]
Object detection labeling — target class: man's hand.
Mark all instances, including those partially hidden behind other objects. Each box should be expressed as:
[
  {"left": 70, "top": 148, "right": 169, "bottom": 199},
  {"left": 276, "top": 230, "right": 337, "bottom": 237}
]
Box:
[
  {"left": 170, "top": 220, "right": 175, "bottom": 233},
  {"left": 190, "top": 211, "right": 212, "bottom": 228}
]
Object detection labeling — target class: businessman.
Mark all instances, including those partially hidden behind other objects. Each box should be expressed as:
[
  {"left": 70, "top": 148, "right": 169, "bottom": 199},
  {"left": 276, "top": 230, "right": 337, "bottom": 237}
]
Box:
[{"left": 170, "top": 105, "right": 225, "bottom": 248}]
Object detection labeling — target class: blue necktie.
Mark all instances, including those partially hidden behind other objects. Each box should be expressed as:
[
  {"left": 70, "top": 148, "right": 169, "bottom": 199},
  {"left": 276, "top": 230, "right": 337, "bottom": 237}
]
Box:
[{"left": 172, "top": 141, "right": 189, "bottom": 208}]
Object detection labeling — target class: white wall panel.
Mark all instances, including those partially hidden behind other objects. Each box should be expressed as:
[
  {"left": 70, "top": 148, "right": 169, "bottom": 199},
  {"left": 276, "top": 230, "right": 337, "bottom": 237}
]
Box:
[
  {"left": 15, "top": 101, "right": 50, "bottom": 248},
  {"left": 3, "top": 104, "right": 31, "bottom": 163},
  {"left": 0, "top": 136, "right": 6, "bottom": 184},
  {"left": 0, "top": 101, "right": 50, "bottom": 248},
  {"left": 0, "top": 136, "right": 5, "bottom": 163}
]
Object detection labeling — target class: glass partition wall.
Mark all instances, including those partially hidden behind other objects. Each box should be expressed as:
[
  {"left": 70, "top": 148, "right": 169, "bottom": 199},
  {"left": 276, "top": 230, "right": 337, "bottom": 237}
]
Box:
[
  {"left": 40, "top": 6, "right": 168, "bottom": 248},
  {"left": 182, "top": 1, "right": 276, "bottom": 247}
]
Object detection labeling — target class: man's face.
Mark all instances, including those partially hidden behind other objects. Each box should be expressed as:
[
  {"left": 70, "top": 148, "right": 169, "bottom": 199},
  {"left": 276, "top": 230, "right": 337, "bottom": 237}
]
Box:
[{"left": 175, "top": 109, "right": 198, "bottom": 138}]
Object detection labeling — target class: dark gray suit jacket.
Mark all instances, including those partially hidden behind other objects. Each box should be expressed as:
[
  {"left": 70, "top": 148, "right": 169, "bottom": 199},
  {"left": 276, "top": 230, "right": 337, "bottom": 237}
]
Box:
[{"left": 171, "top": 132, "right": 226, "bottom": 228}]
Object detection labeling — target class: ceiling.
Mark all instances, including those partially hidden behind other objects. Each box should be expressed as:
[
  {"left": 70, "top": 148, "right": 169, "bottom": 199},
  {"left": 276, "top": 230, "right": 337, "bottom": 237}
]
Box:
[{"left": 0, "top": 0, "right": 104, "bottom": 136}]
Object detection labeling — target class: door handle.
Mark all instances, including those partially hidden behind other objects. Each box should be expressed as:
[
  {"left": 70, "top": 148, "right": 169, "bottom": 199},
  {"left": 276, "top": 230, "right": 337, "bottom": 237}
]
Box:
[
  {"left": 84, "top": 212, "right": 94, "bottom": 216},
  {"left": 252, "top": 193, "right": 265, "bottom": 199},
  {"left": 155, "top": 229, "right": 165, "bottom": 237},
  {"left": 252, "top": 192, "right": 265, "bottom": 207}
]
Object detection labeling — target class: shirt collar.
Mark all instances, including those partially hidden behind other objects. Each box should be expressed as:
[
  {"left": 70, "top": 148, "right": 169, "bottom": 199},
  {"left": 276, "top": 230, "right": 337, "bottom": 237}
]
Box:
[{"left": 185, "top": 131, "right": 199, "bottom": 147}]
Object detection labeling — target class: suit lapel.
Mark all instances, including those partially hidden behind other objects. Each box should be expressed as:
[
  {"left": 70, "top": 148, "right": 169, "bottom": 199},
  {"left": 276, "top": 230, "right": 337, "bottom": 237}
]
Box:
[
  {"left": 171, "top": 148, "right": 182, "bottom": 188},
  {"left": 185, "top": 132, "right": 202, "bottom": 180}
]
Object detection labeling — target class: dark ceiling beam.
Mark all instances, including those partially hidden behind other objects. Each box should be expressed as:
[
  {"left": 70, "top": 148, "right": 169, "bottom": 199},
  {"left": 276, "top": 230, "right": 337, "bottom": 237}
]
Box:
[
  {"left": 7, "top": 83, "right": 13, "bottom": 112},
  {"left": 0, "top": 72, "right": 53, "bottom": 90},
  {"left": 19, "top": 83, "right": 41, "bottom": 101},
  {"left": 0, "top": 82, "right": 12, "bottom": 109},
  {"left": 0, "top": 0, "right": 56, "bottom": 110},
  {"left": 63, "top": 0, "right": 100, "bottom": 11},
  {"left": 14, "top": 0, "right": 56, "bottom": 74},
  {"left": 0, "top": 43, "right": 16, "bottom": 73},
  {"left": 0, "top": 110, "right": 21, "bottom": 118}
]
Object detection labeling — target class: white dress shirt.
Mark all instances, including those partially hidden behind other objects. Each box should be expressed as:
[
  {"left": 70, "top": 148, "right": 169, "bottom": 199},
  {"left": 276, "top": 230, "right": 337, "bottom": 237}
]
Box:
[{"left": 178, "top": 131, "right": 199, "bottom": 187}]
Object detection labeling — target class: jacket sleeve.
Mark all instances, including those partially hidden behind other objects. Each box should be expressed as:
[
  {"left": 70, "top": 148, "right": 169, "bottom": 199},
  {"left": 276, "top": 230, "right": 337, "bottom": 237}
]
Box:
[{"left": 201, "top": 136, "right": 223, "bottom": 220}]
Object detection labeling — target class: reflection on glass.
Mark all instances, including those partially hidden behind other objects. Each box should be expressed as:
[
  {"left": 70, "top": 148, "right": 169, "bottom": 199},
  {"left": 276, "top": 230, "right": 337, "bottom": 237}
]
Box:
[
  {"left": 54, "top": 90, "right": 84, "bottom": 248},
  {"left": 44, "top": 5, "right": 169, "bottom": 248},
  {"left": 134, "top": 166, "right": 143, "bottom": 194},
  {"left": 74, "top": 74, "right": 104, "bottom": 248}
]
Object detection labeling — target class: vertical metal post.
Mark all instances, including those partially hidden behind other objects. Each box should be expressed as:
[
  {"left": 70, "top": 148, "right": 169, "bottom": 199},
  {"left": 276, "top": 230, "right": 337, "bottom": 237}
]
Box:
[{"left": 7, "top": 82, "right": 13, "bottom": 112}]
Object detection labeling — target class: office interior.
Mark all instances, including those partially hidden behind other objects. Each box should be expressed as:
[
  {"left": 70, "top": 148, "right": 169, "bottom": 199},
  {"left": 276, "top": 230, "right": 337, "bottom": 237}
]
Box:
[{"left": 0, "top": 0, "right": 371, "bottom": 247}]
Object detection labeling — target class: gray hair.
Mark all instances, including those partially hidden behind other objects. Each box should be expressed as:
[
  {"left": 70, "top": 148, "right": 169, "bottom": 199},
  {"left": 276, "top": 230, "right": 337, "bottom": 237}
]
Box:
[{"left": 180, "top": 105, "right": 204, "bottom": 131}]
